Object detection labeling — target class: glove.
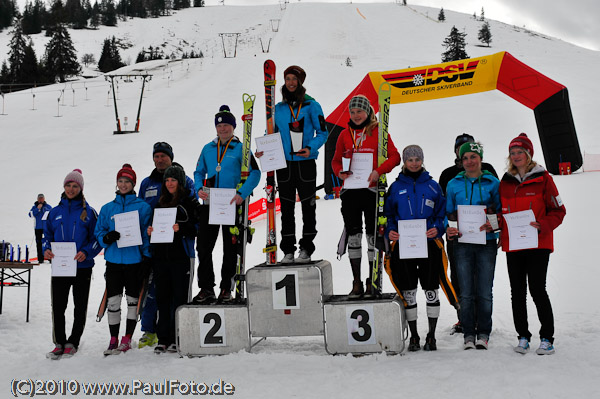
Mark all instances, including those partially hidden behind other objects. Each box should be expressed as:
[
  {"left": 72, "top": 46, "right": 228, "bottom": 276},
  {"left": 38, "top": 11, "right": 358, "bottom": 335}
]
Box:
[
  {"left": 138, "top": 256, "right": 152, "bottom": 281},
  {"left": 103, "top": 230, "right": 121, "bottom": 245}
]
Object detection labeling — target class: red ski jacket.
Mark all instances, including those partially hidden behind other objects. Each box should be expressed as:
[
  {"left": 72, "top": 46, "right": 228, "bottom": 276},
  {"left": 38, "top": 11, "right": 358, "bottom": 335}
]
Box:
[
  {"left": 331, "top": 126, "right": 401, "bottom": 188},
  {"left": 499, "top": 166, "right": 566, "bottom": 252}
]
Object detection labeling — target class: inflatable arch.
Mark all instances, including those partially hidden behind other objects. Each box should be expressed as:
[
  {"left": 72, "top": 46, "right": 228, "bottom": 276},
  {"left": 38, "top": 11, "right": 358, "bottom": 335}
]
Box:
[{"left": 324, "top": 51, "right": 582, "bottom": 193}]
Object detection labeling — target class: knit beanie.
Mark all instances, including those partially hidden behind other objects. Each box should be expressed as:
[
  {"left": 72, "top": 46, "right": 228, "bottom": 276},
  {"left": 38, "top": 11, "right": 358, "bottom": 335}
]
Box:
[
  {"left": 454, "top": 133, "right": 475, "bottom": 151},
  {"left": 163, "top": 165, "right": 186, "bottom": 187},
  {"left": 348, "top": 95, "right": 371, "bottom": 114},
  {"left": 283, "top": 65, "right": 306, "bottom": 84},
  {"left": 153, "top": 142, "right": 174, "bottom": 160},
  {"left": 459, "top": 142, "right": 484, "bottom": 160},
  {"left": 509, "top": 133, "right": 534, "bottom": 157},
  {"left": 64, "top": 169, "right": 84, "bottom": 190},
  {"left": 402, "top": 145, "right": 424, "bottom": 162},
  {"left": 214, "top": 105, "right": 236, "bottom": 129},
  {"left": 117, "top": 163, "right": 137, "bottom": 186}
]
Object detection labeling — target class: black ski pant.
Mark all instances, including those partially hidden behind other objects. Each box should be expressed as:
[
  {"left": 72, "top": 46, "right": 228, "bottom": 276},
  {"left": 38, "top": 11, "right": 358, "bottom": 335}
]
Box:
[
  {"left": 35, "top": 229, "right": 44, "bottom": 261},
  {"left": 155, "top": 258, "right": 192, "bottom": 346},
  {"left": 196, "top": 205, "right": 237, "bottom": 291},
  {"left": 506, "top": 249, "right": 554, "bottom": 343},
  {"left": 340, "top": 188, "right": 376, "bottom": 236},
  {"left": 276, "top": 159, "right": 317, "bottom": 256},
  {"left": 105, "top": 262, "right": 142, "bottom": 337},
  {"left": 51, "top": 267, "right": 93, "bottom": 349}
]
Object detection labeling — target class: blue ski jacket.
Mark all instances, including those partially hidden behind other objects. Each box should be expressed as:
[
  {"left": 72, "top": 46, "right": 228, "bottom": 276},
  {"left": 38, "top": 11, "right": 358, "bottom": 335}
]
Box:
[
  {"left": 43, "top": 195, "right": 101, "bottom": 269},
  {"left": 29, "top": 202, "right": 53, "bottom": 229},
  {"left": 445, "top": 170, "right": 501, "bottom": 240},
  {"left": 194, "top": 136, "right": 261, "bottom": 199},
  {"left": 139, "top": 164, "right": 197, "bottom": 209},
  {"left": 95, "top": 192, "right": 152, "bottom": 264},
  {"left": 384, "top": 170, "right": 446, "bottom": 240},
  {"left": 274, "top": 95, "right": 329, "bottom": 162}
]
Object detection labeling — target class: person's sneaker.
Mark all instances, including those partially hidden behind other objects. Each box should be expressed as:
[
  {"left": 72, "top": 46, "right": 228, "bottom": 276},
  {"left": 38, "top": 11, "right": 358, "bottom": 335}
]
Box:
[
  {"left": 514, "top": 337, "right": 530, "bottom": 354},
  {"left": 464, "top": 336, "right": 476, "bottom": 350},
  {"left": 138, "top": 332, "right": 158, "bottom": 348},
  {"left": 536, "top": 338, "right": 555, "bottom": 355},
  {"left": 475, "top": 338, "right": 489, "bottom": 350},
  {"left": 408, "top": 336, "right": 421, "bottom": 352},
  {"left": 46, "top": 344, "right": 64, "bottom": 360},
  {"left": 116, "top": 335, "right": 132, "bottom": 353},
  {"left": 450, "top": 321, "right": 463, "bottom": 335},
  {"left": 423, "top": 336, "right": 437, "bottom": 351},
  {"left": 61, "top": 343, "right": 77, "bottom": 358},
  {"left": 154, "top": 344, "right": 167, "bottom": 354},
  {"left": 217, "top": 289, "right": 233, "bottom": 303},
  {"left": 104, "top": 337, "right": 119, "bottom": 356},
  {"left": 296, "top": 249, "right": 311, "bottom": 263},
  {"left": 167, "top": 344, "right": 178, "bottom": 353},
  {"left": 192, "top": 289, "right": 216, "bottom": 305},
  {"left": 348, "top": 280, "right": 364, "bottom": 298},
  {"left": 281, "top": 253, "right": 295, "bottom": 264}
]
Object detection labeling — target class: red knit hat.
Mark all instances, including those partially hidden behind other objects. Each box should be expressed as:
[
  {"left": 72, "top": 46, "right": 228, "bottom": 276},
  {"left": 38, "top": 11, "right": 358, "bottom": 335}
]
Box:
[
  {"left": 117, "top": 163, "right": 137, "bottom": 186},
  {"left": 283, "top": 65, "right": 306, "bottom": 84},
  {"left": 509, "top": 133, "right": 534, "bottom": 156}
]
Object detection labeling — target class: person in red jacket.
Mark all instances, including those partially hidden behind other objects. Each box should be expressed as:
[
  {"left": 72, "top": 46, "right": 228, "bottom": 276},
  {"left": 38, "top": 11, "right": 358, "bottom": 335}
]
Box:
[
  {"left": 332, "top": 95, "right": 401, "bottom": 297},
  {"left": 500, "top": 133, "right": 566, "bottom": 355}
]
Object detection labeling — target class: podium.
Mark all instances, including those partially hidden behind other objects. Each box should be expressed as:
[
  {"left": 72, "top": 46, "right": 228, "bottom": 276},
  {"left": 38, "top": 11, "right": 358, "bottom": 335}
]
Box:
[
  {"left": 176, "top": 302, "right": 251, "bottom": 357},
  {"left": 323, "top": 294, "right": 407, "bottom": 355},
  {"left": 246, "top": 260, "right": 332, "bottom": 337}
]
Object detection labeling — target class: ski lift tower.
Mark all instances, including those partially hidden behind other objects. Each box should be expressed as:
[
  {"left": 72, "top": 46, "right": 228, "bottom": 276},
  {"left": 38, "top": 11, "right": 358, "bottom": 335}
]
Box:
[{"left": 105, "top": 73, "right": 152, "bottom": 134}]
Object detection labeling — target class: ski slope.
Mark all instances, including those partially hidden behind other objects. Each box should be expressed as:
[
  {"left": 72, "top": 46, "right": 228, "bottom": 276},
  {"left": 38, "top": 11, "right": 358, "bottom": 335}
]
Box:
[{"left": 1, "top": 3, "right": 599, "bottom": 398}]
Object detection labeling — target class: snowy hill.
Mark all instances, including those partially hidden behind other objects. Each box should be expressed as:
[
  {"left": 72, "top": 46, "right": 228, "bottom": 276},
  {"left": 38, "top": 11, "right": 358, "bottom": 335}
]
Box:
[{"left": 1, "top": 3, "right": 599, "bottom": 398}]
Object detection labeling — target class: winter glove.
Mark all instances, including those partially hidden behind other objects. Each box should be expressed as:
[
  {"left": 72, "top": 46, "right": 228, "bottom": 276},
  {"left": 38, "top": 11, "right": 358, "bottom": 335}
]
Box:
[
  {"left": 138, "top": 256, "right": 152, "bottom": 281},
  {"left": 103, "top": 230, "right": 121, "bottom": 245}
]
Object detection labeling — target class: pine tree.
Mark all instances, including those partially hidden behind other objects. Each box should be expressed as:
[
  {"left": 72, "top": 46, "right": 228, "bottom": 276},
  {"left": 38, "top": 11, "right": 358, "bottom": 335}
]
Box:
[
  {"left": 90, "top": 1, "right": 100, "bottom": 28},
  {"left": 8, "top": 19, "right": 31, "bottom": 83},
  {"left": 98, "top": 36, "right": 125, "bottom": 72},
  {"left": 22, "top": 42, "right": 42, "bottom": 85},
  {"left": 441, "top": 25, "right": 469, "bottom": 62},
  {"left": 478, "top": 21, "right": 492, "bottom": 47},
  {"left": 46, "top": 0, "right": 66, "bottom": 36},
  {"left": 480, "top": 7, "right": 485, "bottom": 21},
  {"left": 22, "top": 1, "right": 46, "bottom": 34},
  {"left": 0, "top": 61, "right": 10, "bottom": 85},
  {"left": 193, "top": 0, "right": 204, "bottom": 6},
  {"left": 102, "top": 0, "right": 118, "bottom": 26},
  {"left": 0, "top": 0, "right": 18, "bottom": 31},
  {"left": 438, "top": 7, "right": 445, "bottom": 22},
  {"left": 43, "top": 24, "right": 81, "bottom": 82}
]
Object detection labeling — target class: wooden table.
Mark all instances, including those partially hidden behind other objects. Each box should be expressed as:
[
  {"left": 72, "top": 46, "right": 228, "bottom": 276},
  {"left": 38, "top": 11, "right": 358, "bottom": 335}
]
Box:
[{"left": 0, "top": 262, "right": 38, "bottom": 322}]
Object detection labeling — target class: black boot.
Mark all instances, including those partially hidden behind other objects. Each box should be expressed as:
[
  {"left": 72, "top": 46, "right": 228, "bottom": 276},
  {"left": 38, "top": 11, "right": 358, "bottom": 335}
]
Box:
[{"left": 349, "top": 258, "right": 363, "bottom": 298}]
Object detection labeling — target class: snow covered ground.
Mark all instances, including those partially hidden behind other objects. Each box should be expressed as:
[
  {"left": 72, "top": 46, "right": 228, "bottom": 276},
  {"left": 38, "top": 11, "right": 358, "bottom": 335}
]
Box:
[{"left": 1, "top": 3, "right": 599, "bottom": 398}]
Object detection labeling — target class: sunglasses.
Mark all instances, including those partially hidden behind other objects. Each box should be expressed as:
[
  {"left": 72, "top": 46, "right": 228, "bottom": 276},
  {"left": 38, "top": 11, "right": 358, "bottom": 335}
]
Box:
[{"left": 153, "top": 142, "right": 172, "bottom": 150}]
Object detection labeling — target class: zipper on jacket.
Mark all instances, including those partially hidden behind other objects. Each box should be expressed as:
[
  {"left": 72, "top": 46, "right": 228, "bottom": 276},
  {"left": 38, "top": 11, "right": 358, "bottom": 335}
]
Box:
[
  {"left": 61, "top": 223, "right": 65, "bottom": 241},
  {"left": 421, "top": 194, "right": 425, "bottom": 215},
  {"left": 72, "top": 221, "right": 76, "bottom": 240},
  {"left": 407, "top": 195, "right": 414, "bottom": 216}
]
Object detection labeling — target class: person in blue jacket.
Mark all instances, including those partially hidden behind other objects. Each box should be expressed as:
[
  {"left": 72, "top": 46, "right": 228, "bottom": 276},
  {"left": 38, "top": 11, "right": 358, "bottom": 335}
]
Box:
[
  {"left": 147, "top": 165, "right": 200, "bottom": 354},
  {"left": 193, "top": 105, "right": 260, "bottom": 303},
  {"left": 272, "top": 65, "right": 328, "bottom": 263},
  {"left": 29, "top": 193, "right": 52, "bottom": 262},
  {"left": 384, "top": 145, "right": 457, "bottom": 352},
  {"left": 137, "top": 142, "right": 196, "bottom": 349},
  {"left": 43, "top": 169, "right": 101, "bottom": 359},
  {"left": 95, "top": 164, "right": 152, "bottom": 355},
  {"left": 445, "top": 142, "right": 501, "bottom": 350}
]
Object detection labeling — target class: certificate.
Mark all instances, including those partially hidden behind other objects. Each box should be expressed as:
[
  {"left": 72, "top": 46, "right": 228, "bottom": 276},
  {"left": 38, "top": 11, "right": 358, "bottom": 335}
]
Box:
[
  {"left": 343, "top": 153, "right": 373, "bottom": 189},
  {"left": 51, "top": 242, "right": 77, "bottom": 277},
  {"left": 114, "top": 210, "right": 143, "bottom": 248},
  {"left": 457, "top": 205, "right": 486, "bottom": 245},
  {"left": 503, "top": 210, "right": 538, "bottom": 251},
  {"left": 255, "top": 133, "right": 287, "bottom": 172},
  {"left": 398, "top": 219, "right": 428, "bottom": 259},
  {"left": 209, "top": 188, "right": 236, "bottom": 226},
  {"left": 150, "top": 207, "right": 177, "bottom": 244}
]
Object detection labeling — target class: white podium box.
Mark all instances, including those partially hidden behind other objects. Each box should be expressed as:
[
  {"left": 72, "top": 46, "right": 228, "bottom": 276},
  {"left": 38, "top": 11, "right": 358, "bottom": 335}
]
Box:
[
  {"left": 176, "top": 303, "right": 251, "bottom": 357},
  {"left": 246, "top": 260, "right": 333, "bottom": 337},
  {"left": 323, "top": 294, "right": 407, "bottom": 355}
]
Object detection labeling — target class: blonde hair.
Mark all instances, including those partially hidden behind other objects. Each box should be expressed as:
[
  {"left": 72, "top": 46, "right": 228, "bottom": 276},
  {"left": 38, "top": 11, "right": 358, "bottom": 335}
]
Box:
[
  {"left": 364, "top": 106, "right": 378, "bottom": 136},
  {"left": 506, "top": 150, "right": 537, "bottom": 176}
]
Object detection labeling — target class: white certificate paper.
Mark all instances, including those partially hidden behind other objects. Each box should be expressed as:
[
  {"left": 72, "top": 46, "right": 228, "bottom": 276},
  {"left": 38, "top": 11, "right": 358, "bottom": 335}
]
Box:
[
  {"left": 209, "top": 188, "right": 236, "bottom": 226},
  {"left": 150, "top": 207, "right": 177, "bottom": 244},
  {"left": 343, "top": 153, "right": 373, "bottom": 189},
  {"left": 51, "top": 242, "right": 77, "bottom": 277},
  {"left": 398, "top": 219, "right": 428, "bottom": 259},
  {"left": 114, "top": 210, "right": 143, "bottom": 248},
  {"left": 255, "top": 133, "right": 287, "bottom": 172},
  {"left": 503, "top": 210, "right": 538, "bottom": 251},
  {"left": 458, "top": 205, "right": 486, "bottom": 245}
]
